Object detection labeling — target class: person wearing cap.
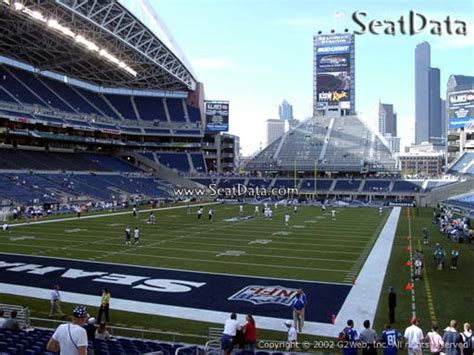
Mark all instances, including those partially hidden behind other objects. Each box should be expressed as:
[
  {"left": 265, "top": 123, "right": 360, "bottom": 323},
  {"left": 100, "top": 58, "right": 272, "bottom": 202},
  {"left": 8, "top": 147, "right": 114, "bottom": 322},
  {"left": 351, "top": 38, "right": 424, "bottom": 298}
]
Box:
[
  {"left": 49, "top": 284, "right": 66, "bottom": 320},
  {"left": 404, "top": 318, "right": 424, "bottom": 355},
  {"left": 47, "top": 305, "right": 88, "bottom": 355},
  {"left": 284, "top": 320, "right": 297, "bottom": 348}
]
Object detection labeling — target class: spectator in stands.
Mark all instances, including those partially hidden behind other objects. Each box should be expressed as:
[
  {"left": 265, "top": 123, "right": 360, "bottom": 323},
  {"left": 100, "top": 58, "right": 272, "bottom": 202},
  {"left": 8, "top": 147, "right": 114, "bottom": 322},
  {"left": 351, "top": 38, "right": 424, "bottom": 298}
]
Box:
[
  {"left": 284, "top": 320, "right": 297, "bottom": 349},
  {"left": 98, "top": 287, "right": 111, "bottom": 323},
  {"left": 95, "top": 321, "right": 111, "bottom": 341},
  {"left": 381, "top": 324, "right": 402, "bottom": 355},
  {"left": 404, "top": 318, "right": 424, "bottom": 355},
  {"left": 49, "top": 284, "right": 66, "bottom": 319},
  {"left": 0, "top": 310, "right": 5, "bottom": 327},
  {"left": 2, "top": 310, "right": 21, "bottom": 331},
  {"left": 461, "top": 323, "right": 473, "bottom": 355},
  {"left": 442, "top": 320, "right": 463, "bottom": 355},
  {"left": 221, "top": 313, "right": 240, "bottom": 355},
  {"left": 339, "top": 319, "right": 358, "bottom": 355},
  {"left": 359, "top": 319, "right": 378, "bottom": 355},
  {"left": 425, "top": 323, "right": 444, "bottom": 355},
  {"left": 242, "top": 314, "right": 257, "bottom": 352},
  {"left": 47, "top": 305, "right": 88, "bottom": 355},
  {"left": 83, "top": 317, "right": 97, "bottom": 341}
]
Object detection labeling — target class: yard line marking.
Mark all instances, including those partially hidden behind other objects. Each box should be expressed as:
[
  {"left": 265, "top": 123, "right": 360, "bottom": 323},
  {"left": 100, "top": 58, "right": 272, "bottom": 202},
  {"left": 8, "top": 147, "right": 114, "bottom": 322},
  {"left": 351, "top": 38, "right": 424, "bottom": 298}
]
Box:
[
  {"left": 407, "top": 208, "right": 417, "bottom": 318},
  {"left": 418, "top": 239, "right": 437, "bottom": 325}
]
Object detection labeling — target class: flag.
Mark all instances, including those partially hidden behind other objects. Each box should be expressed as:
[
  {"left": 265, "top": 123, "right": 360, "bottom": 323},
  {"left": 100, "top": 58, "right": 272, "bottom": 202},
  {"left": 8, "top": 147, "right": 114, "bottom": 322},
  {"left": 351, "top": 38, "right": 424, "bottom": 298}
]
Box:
[{"left": 335, "top": 11, "right": 344, "bottom": 20}]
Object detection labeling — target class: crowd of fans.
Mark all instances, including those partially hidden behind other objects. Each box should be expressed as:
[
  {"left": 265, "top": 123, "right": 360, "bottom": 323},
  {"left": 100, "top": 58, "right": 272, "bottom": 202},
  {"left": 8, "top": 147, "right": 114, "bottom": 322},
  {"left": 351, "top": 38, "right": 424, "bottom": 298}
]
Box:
[{"left": 339, "top": 317, "right": 473, "bottom": 355}]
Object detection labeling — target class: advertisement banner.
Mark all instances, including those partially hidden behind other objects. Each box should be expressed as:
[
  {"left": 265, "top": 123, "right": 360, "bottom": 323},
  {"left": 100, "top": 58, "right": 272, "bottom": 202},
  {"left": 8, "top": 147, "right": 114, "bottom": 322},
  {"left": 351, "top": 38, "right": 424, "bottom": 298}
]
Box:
[
  {"left": 205, "top": 100, "right": 229, "bottom": 132},
  {"left": 448, "top": 90, "right": 474, "bottom": 129},
  {"left": 317, "top": 53, "right": 351, "bottom": 72}
]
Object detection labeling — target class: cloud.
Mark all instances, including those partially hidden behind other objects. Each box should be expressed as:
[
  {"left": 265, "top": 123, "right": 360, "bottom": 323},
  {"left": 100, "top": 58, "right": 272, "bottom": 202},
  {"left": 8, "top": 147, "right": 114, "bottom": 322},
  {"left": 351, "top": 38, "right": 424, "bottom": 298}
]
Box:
[{"left": 192, "top": 57, "right": 234, "bottom": 70}]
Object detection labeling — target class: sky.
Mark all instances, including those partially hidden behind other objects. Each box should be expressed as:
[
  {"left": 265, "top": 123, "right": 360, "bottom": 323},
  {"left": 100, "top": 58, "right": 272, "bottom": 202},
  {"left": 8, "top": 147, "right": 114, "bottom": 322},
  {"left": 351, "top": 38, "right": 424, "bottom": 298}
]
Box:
[{"left": 151, "top": 0, "right": 474, "bottom": 155}]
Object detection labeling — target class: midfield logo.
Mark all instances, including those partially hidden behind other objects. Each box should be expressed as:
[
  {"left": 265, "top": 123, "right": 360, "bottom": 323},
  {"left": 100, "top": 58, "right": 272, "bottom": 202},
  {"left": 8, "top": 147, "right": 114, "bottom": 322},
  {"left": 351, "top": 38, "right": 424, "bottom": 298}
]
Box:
[{"left": 228, "top": 285, "right": 298, "bottom": 306}]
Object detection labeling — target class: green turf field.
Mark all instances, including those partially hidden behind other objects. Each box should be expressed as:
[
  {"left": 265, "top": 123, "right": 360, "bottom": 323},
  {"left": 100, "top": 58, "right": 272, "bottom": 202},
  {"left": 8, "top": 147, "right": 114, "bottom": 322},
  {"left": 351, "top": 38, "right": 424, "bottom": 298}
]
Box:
[
  {"left": 1, "top": 204, "right": 389, "bottom": 284},
  {"left": 1, "top": 205, "right": 471, "bottom": 346},
  {"left": 374, "top": 208, "right": 474, "bottom": 334}
]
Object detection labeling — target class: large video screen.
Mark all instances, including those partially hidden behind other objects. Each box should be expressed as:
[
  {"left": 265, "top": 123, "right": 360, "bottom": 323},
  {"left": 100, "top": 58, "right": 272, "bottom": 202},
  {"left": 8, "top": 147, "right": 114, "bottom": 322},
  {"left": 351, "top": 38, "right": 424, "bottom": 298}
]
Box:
[
  {"left": 448, "top": 90, "right": 474, "bottom": 129},
  {"left": 205, "top": 100, "right": 229, "bottom": 132},
  {"left": 315, "top": 39, "right": 353, "bottom": 107}
]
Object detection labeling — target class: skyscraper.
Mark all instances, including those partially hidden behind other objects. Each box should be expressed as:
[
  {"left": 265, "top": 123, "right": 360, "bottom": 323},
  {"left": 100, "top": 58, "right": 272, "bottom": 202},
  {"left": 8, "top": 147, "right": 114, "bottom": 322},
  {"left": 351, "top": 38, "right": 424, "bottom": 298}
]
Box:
[
  {"left": 414, "top": 42, "right": 442, "bottom": 145},
  {"left": 378, "top": 102, "right": 400, "bottom": 154},
  {"left": 279, "top": 100, "right": 293, "bottom": 121},
  {"left": 266, "top": 119, "right": 285, "bottom": 146},
  {"left": 378, "top": 102, "right": 397, "bottom": 136}
]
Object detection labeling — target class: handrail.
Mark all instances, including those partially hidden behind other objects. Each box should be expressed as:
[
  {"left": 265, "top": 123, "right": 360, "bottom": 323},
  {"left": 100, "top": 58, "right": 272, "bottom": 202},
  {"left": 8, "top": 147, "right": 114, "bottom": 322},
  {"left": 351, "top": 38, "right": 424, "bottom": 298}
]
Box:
[{"left": 29, "top": 317, "right": 207, "bottom": 343}]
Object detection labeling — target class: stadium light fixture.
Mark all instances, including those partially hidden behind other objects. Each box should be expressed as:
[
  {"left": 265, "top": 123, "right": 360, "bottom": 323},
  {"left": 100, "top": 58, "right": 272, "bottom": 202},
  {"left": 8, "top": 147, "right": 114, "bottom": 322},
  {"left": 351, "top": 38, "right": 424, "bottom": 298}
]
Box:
[
  {"left": 48, "top": 19, "right": 75, "bottom": 38},
  {"left": 11, "top": 4, "right": 138, "bottom": 78},
  {"left": 13, "top": 2, "right": 23, "bottom": 10},
  {"left": 75, "top": 35, "right": 99, "bottom": 52}
]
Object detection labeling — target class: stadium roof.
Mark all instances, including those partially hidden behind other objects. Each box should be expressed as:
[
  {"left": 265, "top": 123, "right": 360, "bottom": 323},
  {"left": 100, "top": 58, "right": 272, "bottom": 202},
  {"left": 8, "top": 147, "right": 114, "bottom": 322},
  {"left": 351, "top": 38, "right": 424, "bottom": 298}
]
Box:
[
  {"left": 447, "top": 75, "right": 474, "bottom": 93},
  {"left": 246, "top": 115, "right": 397, "bottom": 173},
  {"left": 0, "top": 0, "right": 197, "bottom": 91}
]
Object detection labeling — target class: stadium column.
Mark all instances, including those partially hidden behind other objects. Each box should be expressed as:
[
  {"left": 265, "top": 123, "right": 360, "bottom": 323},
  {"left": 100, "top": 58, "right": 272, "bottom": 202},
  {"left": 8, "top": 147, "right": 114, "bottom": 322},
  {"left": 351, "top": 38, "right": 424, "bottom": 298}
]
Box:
[
  {"left": 313, "top": 160, "right": 318, "bottom": 198},
  {"left": 293, "top": 160, "right": 297, "bottom": 189}
]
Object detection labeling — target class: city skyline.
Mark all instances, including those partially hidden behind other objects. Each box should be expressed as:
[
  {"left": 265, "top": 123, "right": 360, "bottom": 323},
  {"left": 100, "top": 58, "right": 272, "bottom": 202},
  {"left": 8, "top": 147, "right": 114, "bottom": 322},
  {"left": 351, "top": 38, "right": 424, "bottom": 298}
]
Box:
[{"left": 154, "top": 0, "right": 474, "bottom": 155}]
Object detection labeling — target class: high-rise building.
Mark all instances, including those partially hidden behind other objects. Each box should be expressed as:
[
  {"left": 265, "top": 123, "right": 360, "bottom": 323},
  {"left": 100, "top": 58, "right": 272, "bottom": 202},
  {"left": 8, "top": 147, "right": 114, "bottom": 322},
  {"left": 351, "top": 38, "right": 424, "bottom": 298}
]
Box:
[
  {"left": 378, "top": 102, "right": 400, "bottom": 154},
  {"left": 266, "top": 119, "right": 285, "bottom": 146},
  {"left": 378, "top": 102, "right": 397, "bottom": 136},
  {"left": 313, "top": 33, "right": 355, "bottom": 116},
  {"left": 279, "top": 100, "right": 293, "bottom": 121},
  {"left": 414, "top": 42, "right": 442, "bottom": 145},
  {"left": 384, "top": 134, "right": 401, "bottom": 155}
]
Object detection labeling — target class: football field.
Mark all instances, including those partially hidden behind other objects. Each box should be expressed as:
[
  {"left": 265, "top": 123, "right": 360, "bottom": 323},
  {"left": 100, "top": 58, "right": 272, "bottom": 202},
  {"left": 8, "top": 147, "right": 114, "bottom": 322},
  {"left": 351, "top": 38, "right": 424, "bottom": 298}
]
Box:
[
  {"left": 0, "top": 203, "right": 395, "bottom": 338},
  {"left": 1, "top": 204, "right": 389, "bottom": 284}
]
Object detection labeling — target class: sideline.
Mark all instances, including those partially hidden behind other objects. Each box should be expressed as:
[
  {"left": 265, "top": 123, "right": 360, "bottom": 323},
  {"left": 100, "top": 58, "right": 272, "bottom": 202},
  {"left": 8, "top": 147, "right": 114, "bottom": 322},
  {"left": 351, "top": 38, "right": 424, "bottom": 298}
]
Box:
[{"left": 9, "top": 202, "right": 219, "bottom": 228}]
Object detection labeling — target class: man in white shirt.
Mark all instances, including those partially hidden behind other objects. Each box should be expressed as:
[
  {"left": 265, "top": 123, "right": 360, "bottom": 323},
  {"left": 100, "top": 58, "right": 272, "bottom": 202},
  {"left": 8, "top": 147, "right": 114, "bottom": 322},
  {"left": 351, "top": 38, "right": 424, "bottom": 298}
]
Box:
[
  {"left": 0, "top": 310, "right": 6, "bottom": 327},
  {"left": 47, "top": 305, "right": 88, "bottom": 355},
  {"left": 285, "top": 320, "right": 297, "bottom": 348},
  {"left": 221, "top": 313, "right": 240, "bottom": 355},
  {"left": 404, "top": 318, "right": 424, "bottom": 355},
  {"left": 239, "top": 205, "right": 244, "bottom": 215},
  {"left": 254, "top": 205, "right": 259, "bottom": 215}
]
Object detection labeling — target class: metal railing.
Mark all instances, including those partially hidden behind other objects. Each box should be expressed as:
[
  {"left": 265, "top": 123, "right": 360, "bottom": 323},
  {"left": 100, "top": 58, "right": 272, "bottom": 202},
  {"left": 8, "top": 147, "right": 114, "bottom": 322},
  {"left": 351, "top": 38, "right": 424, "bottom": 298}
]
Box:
[
  {"left": 29, "top": 317, "right": 207, "bottom": 344},
  {"left": 0, "top": 303, "right": 30, "bottom": 327}
]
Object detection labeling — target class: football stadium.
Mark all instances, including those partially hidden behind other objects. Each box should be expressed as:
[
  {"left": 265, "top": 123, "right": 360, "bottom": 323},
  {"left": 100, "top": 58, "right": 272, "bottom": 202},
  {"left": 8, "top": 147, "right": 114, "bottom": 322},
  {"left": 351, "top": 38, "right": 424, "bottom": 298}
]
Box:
[{"left": 0, "top": 1, "right": 473, "bottom": 355}]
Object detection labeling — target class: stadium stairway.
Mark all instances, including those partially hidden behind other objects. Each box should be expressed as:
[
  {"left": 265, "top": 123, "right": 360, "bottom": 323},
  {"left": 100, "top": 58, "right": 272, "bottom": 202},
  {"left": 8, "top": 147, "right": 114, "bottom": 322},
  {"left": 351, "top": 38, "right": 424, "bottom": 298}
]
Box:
[
  {"left": 425, "top": 177, "right": 474, "bottom": 207},
  {"left": 125, "top": 151, "right": 202, "bottom": 190},
  {"left": 101, "top": 95, "right": 124, "bottom": 119},
  {"left": 163, "top": 98, "right": 172, "bottom": 123}
]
